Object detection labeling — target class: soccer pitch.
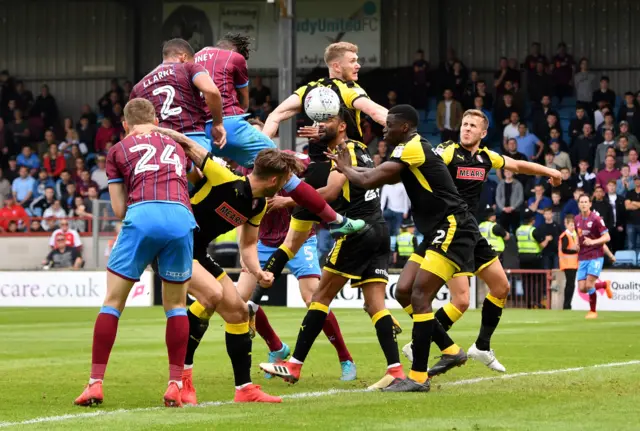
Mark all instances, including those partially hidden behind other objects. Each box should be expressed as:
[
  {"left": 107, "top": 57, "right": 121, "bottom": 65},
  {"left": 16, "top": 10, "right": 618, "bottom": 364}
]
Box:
[{"left": 1, "top": 307, "right": 639, "bottom": 430}]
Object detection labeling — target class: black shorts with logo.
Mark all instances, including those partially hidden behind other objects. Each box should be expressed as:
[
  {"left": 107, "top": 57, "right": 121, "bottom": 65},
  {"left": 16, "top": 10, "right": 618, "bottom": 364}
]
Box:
[
  {"left": 193, "top": 249, "right": 226, "bottom": 280},
  {"left": 324, "top": 222, "right": 390, "bottom": 288}
]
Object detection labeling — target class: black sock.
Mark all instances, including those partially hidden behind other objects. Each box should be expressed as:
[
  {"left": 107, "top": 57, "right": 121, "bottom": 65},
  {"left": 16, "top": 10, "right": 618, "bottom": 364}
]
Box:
[
  {"left": 435, "top": 308, "right": 454, "bottom": 331},
  {"left": 185, "top": 308, "right": 210, "bottom": 366},
  {"left": 373, "top": 312, "right": 400, "bottom": 366},
  {"left": 225, "top": 323, "right": 252, "bottom": 387},
  {"left": 291, "top": 303, "right": 328, "bottom": 363},
  {"left": 430, "top": 318, "right": 456, "bottom": 352},
  {"left": 410, "top": 314, "right": 434, "bottom": 380},
  {"left": 475, "top": 295, "right": 504, "bottom": 351},
  {"left": 263, "top": 247, "right": 292, "bottom": 279}
]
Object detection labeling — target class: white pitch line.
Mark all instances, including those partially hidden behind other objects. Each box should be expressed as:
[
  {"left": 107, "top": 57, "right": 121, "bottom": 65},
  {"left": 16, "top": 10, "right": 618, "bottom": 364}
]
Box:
[{"left": 1, "top": 360, "right": 638, "bottom": 428}]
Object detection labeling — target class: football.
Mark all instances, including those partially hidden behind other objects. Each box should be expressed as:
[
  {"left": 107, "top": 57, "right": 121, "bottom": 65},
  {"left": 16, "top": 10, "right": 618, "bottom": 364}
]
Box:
[{"left": 303, "top": 86, "right": 341, "bottom": 122}]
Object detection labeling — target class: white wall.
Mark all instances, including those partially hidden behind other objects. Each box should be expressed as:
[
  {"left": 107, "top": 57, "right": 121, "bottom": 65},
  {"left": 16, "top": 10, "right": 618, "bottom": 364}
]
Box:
[{"left": 0, "top": 237, "right": 111, "bottom": 270}]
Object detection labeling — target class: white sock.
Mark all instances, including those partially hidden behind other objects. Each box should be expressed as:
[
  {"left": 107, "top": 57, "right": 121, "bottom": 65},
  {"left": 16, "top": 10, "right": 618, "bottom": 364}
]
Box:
[
  {"left": 89, "top": 378, "right": 102, "bottom": 385},
  {"left": 387, "top": 363, "right": 400, "bottom": 369},
  {"left": 247, "top": 301, "right": 259, "bottom": 313},
  {"left": 289, "top": 357, "right": 303, "bottom": 365},
  {"left": 184, "top": 364, "right": 193, "bottom": 370},
  {"left": 169, "top": 380, "right": 183, "bottom": 389},
  {"left": 329, "top": 214, "right": 344, "bottom": 224},
  {"left": 235, "top": 382, "right": 252, "bottom": 390}
]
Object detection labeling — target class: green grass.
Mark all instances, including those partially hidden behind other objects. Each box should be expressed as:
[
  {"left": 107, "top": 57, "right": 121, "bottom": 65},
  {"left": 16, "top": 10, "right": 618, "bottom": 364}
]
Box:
[{"left": 1, "top": 307, "right": 640, "bottom": 430}]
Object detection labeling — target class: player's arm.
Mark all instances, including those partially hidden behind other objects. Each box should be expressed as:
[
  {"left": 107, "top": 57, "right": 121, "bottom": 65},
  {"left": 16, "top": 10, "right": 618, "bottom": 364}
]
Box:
[
  {"left": 503, "top": 155, "right": 562, "bottom": 186},
  {"left": 236, "top": 86, "right": 249, "bottom": 111},
  {"left": 192, "top": 72, "right": 223, "bottom": 125},
  {"left": 317, "top": 170, "right": 347, "bottom": 202},
  {"left": 263, "top": 94, "right": 303, "bottom": 138},
  {"left": 603, "top": 244, "right": 615, "bottom": 261},
  {"left": 239, "top": 204, "right": 273, "bottom": 287},
  {"left": 108, "top": 183, "right": 127, "bottom": 220},
  {"left": 149, "top": 126, "right": 209, "bottom": 168},
  {"left": 352, "top": 97, "right": 388, "bottom": 127}
]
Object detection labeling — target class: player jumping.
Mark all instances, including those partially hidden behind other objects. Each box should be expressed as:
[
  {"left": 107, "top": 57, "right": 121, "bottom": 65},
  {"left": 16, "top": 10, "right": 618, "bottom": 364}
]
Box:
[
  {"left": 194, "top": 34, "right": 364, "bottom": 237},
  {"left": 259, "top": 109, "right": 405, "bottom": 388},
  {"left": 74, "top": 99, "right": 196, "bottom": 407},
  {"left": 399, "top": 109, "right": 562, "bottom": 374},
  {"left": 575, "top": 194, "right": 614, "bottom": 319}
]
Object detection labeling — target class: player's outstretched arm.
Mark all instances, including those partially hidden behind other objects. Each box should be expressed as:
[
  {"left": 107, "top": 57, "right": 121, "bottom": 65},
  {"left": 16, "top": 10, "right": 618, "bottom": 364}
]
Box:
[
  {"left": 140, "top": 126, "right": 209, "bottom": 168},
  {"left": 353, "top": 97, "right": 388, "bottom": 127},
  {"left": 108, "top": 183, "right": 127, "bottom": 220},
  {"left": 327, "top": 143, "right": 402, "bottom": 188},
  {"left": 263, "top": 94, "right": 302, "bottom": 138},
  {"left": 503, "top": 156, "right": 562, "bottom": 186},
  {"left": 238, "top": 223, "right": 273, "bottom": 288}
]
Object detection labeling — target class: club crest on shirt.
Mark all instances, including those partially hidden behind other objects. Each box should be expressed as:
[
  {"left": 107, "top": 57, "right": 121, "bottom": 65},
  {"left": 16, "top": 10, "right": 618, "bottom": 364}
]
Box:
[
  {"left": 215, "top": 202, "right": 248, "bottom": 226},
  {"left": 456, "top": 167, "right": 485, "bottom": 181}
]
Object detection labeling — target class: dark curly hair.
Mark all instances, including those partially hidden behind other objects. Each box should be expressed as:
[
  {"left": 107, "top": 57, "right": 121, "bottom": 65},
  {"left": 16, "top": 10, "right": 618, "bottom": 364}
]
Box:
[{"left": 217, "top": 33, "right": 252, "bottom": 60}]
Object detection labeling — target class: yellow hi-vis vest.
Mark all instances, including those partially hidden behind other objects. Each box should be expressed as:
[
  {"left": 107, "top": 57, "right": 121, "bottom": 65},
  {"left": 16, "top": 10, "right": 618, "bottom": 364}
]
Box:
[
  {"left": 516, "top": 224, "right": 542, "bottom": 254},
  {"left": 396, "top": 232, "right": 415, "bottom": 257},
  {"left": 479, "top": 221, "right": 505, "bottom": 253}
]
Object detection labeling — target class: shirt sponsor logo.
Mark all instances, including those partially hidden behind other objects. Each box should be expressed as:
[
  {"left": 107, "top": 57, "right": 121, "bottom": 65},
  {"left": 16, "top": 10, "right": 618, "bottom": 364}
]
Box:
[
  {"left": 215, "top": 202, "right": 248, "bottom": 226},
  {"left": 456, "top": 167, "right": 485, "bottom": 181}
]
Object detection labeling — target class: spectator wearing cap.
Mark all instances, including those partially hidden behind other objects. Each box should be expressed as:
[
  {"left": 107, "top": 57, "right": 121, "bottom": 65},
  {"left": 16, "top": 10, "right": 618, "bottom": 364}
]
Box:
[
  {"left": 42, "top": 233, "right": 83, "bottom": 270},
  {"left": 617, "top": 92, "right": 640, "bottom": 134},
  {"left": 29, "top": 185, "right": 55, "bottom": 217},
  {"left": 12, "top": 166, "right": 35, "bottom": 206},
  {"left": 594, "top": 129, "right": 616, "bottom": 172},
  {"left": 628, "top": 148, "right": 640, "bottom": 177},
  {"left": 43, "top": 142, "right": 66, "bottom": 179},
  {"left": 380, "top": 181, "right": 410, "bottom": 236},
  {"left": 596, "top": 155, "right": 621, "bottom": 187},
  {"left": 0, "top": 194, "right": 29, "bottom": 232},
  {"left": 48, "top": 219, "right": 82, "bottom": 251},
  {"left": 91, "top": 155, "right": 108, "bottom": 193},
  {"left": 592, "top": 76, "right": 616, "bottom": 110},
  {"left": 42, "top": 199, "right": 67, "bottom": 231},
  {"left": 16, "top": 146, "right": 40, "bottom": 176},
  {"left": 625, "top": 176, "right": 640, "bottom": 252},
  {"left": 617, "top": 121, "right": 640, "bottom": 151}
]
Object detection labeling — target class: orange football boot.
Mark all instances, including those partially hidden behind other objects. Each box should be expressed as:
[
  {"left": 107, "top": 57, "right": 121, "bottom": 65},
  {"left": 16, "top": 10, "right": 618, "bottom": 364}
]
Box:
[
  {"left": 74, "top": 381, "right": 104, "bottom": 407},
  {"left": 234, "top": 384, "right": 282, "bottom": 403},
  {"left": 163, "top": 381, "right": 183, "bottom": 408}
]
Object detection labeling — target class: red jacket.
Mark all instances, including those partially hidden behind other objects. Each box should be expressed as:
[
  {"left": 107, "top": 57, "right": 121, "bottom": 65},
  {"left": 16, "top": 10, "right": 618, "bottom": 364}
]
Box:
[
  {"left": 0, "top": 204, "right": 29, "bottom": 231},
  {"left": 95, "top": 126, "right": 115, "bottom": 153},
  {"left": 44, "top": 154, "right": 67, "bottom": 178}
]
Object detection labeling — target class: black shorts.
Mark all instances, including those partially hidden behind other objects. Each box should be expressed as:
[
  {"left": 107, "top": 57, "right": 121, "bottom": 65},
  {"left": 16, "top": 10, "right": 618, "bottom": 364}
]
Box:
[
  {"left": 324, "top": 222, "right": 390, "bottom": 287},
  {"left": 411, "top": 212, "right": 482, "bottom": 282},
  {"left": 466, "top": 236, "right": 499, "bottom": 274},
  {"left": 193, "top": 248, "right": 226, "bottom": 281}
]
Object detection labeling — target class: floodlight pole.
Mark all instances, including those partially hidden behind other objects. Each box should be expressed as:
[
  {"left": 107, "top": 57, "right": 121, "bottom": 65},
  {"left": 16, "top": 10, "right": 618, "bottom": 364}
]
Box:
[{"left": 277, "top": 0, "right": 296, "bottom": 150}]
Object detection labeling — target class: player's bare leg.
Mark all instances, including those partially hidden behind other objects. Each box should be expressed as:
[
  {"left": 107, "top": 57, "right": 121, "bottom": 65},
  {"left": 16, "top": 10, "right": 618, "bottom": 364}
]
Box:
[
  {"left": 74, "top": 271, "right": 134, "bottom": 407},
  {"left": 161, "top": 280, "right": 190, "bottom": 407}
]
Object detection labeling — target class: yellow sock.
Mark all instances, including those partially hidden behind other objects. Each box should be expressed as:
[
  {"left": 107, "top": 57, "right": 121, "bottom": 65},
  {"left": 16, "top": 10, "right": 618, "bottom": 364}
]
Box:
[
  {"left": 442, "top": 344, "right": 461, "bottom": 355},
  {"left": 189, "top": 301, "right": 213, "bottom": 320},
  {"left": 409, "top": 370, "right": 428, "bottom": 383},
  {"left": 403, "top": 304, "right": 413, "bottom": 316}
]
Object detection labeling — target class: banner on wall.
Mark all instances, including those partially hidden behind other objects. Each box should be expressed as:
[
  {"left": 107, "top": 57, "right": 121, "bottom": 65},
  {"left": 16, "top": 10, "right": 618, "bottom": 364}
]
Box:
[
  {"left": 162, "top": 0, "right": 381, "bottom": 69},
  {"left": 286, "top": 274, "right": 477, "bottom": 309},
  {"left": 0, "top": 271, "right": 153, "bottom": 307},
  {"left": 571, "top": 270, "right": 640, "bottom": 311}
]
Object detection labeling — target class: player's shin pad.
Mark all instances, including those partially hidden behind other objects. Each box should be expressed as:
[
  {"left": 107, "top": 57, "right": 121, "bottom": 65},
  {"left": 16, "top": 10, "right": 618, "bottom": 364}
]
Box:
[{"left": 225, "top": 322, "right": 252, "bottom": 387}]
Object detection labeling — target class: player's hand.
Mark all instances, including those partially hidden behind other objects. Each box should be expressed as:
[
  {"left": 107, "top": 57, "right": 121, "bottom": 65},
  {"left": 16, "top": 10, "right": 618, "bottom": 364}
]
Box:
[
  {"left": 325, "top": 141, "right": 353, "bottom": 172},
  {"left": 130, "top": 124, "right": 156, "bottom": 136},
  {"left": 610, "top": 254, "right": 616, "bottom": 263},
  {"left": 211, "top": 123, "right": 227, "bottom": 149},
  {"left": 548, "top": 171, "right": 562, "bottom": 187},
  {"left": 583, "top": 238, "right": 595, "bottom": 246},
  {"left": 256, "top": 270, "right": 274, "bottom": 288},
  {"left": 267, "top": 195, "right": 291, "bottom": 213},
  {"left": 298, "top": 124, "right": 325, "bottom": 140}
]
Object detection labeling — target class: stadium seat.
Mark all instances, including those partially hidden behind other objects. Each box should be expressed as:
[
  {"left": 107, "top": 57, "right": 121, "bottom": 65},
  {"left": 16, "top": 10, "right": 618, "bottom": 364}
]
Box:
[
  {"left": 560, "top": 96, "right": 576, "bottom": 108},
  {"left": 613, "top": 250, "right": 637, "bottom": 267},
  {"left": 427, "top": 98, "right": 437, "bottom": 110}
]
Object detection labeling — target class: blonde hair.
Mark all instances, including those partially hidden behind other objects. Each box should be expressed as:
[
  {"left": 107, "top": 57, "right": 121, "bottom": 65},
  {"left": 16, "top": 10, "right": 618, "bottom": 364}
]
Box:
[
  {"left": 462, "top": 109, "right": 489, "bottom": 130},
  {"left": 324, "top": 42, "right": 358, "bottom": 65},
  {"left": 124, "top": 98, "right": 156, "bottom": 127}
]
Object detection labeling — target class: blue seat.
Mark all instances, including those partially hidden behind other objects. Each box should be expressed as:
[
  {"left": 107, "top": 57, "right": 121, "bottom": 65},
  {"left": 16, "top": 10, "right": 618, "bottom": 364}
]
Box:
[
  {"left": 426, "top": 110, "right": 436, "bottom": 121},
  {"left": 427, "top": 98, "right": 437, "bottom": 110},
  {"left": 614, "top": 250, "right": 637, "bottom": 267},
  {"left": 560, "top": 96, "right": 576, "bottom": 108}
]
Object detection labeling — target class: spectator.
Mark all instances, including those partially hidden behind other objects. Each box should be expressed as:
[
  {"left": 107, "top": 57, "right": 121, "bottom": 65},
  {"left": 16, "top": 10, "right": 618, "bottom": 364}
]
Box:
[
  {"left": 91, "top": 155, "right": 108, "bottom": 192},
  {"left": 43, "top": 234, "right": 83, "bottom": 269},
  {"left": 592, "top": 185, "right": 613, "bottom": 229},
  {"left": 76, "top": 170, "right": 98, "bottom": 198},
  {"left": 4, "top": 157, "right": 18, "bottom": 182},
  {"left": 617, "top": 92, "right": 640, "bottom": 133},
  {"left": 3, "top": 99, "right": 17, "bottom": 125},
  {"left": 63, "top": 182, "right": 77, "bottom": 211},
  {"left": 32, "top": 169, "right": 55, "bottom": 200},
  {"left": 473, "top": 96, "right": 493, "bottom": 132},
  {"left": 625, "top": 176, "right": 640, "bottom": 252},
  {"left": 523, "top": 42, "right": 548, "bottom": 76},
  {"left": 538, "top": 207, "right": 561, "bottom": 269},
  {"left": 11, "top": 166, "right": 35, "bottom": 206},
  {"left": 29, "top": 219, "right": 45, "bottom": 232},
  {"left": 569, "top": 106, "right": 590, "bottom": 145},
  {"left": 0, "top": 117, "right": 7, "bottom": 157},
  {"left": 37, "top": 129, "right": 57, "bottom": 159},
  {"left": 380, "top": 182, "right": 410, "bottom": 236},
  {"left": 78, "top": 104, "right": 97, "bottom": 127},
  {"left": 83, "top": 186, "right": 100, "bottom": 214},
  {"left": 508, "top": 58, "right": 522, "bottom": 87},
  {"left": 596, "top": 155, "right": 621, "bottom": 187},
  {"left": 16, "top": 145, "right": 40, "bottom": 175},
  {"left": 462, "top": 70, "right": 479, "bottom": 109},
  {"left": 514, "top": 123, "right": 543, "bottom": 161},
  {"left": 30, "top": 185, "right": 55, "bottom": 217},
  {"left": 249, "top": 76, "right": 271, "bottom": 107},
  {"left": 617, "top": 165, "right": 634, "bottom": 196},
  {"left": 493, "top": 93, "right": 518, "bottom": 129},
  {"left": 549, "top": 127, "right": 568, "bottom": 152},
  {"left": 570, "top": 123, "right": 597, "bottom": 169},
  {"left": 603, "top": 146, "right": 621, "bottom": 170},
  {"left": 594, "top": 129, "right": 617, "bottom": 171},
  {"left": 532, "top": 95, "right": 558, "bottom": 139},
  {"left": 573, "top": 57, "right": 597, "bottom": 111},
  {"left": 48, "top": 218, "right": 82, "bottom": 250},
  {"left": 598, "top": 112, "right": 616, "bottom": 139},
  {"left": 496, "top": 169, "right": 524, "bottom": 233},
  {"left": 14, "top": 80, "right": 33, "bottom": 113},
  {"left": 606, "top": 180, "right": 626, "bottom": 252},
  {"left": 528, "top": 60, "right": 554, "bottom": 104},
  {"left": 528, "top": 184, "right": 552, "bottom": 227},
  {"left": 385, "top": 91, "right": 399, "bottom": 109},
  {"left": 561, "top": 187, "right": 582, "bottom": 221},
  {"left": 550, "top": 140, "right": 571, "bottom": 171},
  {"left": 412, "top": 49, "right": 430, "bottom": 109},
  {"left": 0, "top": 168, "right": 11, "bottom": 204},
  {"left": 474, "top": 80, "right": 493, "bottom": 110},
  {"left": 4, "top": 220, "right": 18, "bottom": 233},
  {"left": 69, "top": 195, "right": 91, "bottom": 232},
  {"left": 478, "top": 177, "right": 497, "bottom": 217},
  {"left": 43, "top": 142, "right": 66, "bottom": 178},
  {"left": 550, "top": 190, "right": 564, "bottom": 224},
  {"left": 544, "top": 151, "right": 557, "bottom": 170},
  {"left": 617, "top": 136, "right": 631, "bottom": 165},
  {"left": 539, "top": 113, "right": 561, "bottom": 144},
  {"left": 72, "top": 157, "right": 86, "bottom": 183},
  {"left": 77, "top": 116, "right": 96, "bottom": 153},
  {"left": 617, "top": 121, "right": 640, "bottom": 151},
  {"left": 503, "top": 111, "right": 521, "bottom": 148},
  {"left": 592, "top": 76, "right": 616, "bottom": 110},
  {"left": 436, "top": 89, "right": 462, "bottom": 142},
  {"left": 94, "top": 117, "right": 115, "bottom": 154},
  {"left": 628, "top": 148, "right": 640, "bottom": 176},
  {"left": 573, "top": 160, "right": 596, "bottom": 195},
  {"left": 372, "top": 154, "right": 382, "bottom": 167},
  {"left": 551, "top": 42, "right": 575, "bottom": 102},
  {"left": 42, "top": 199, "right": 67, "bottom": 231},
  {"left": 0, "top": 195, "right": 29, "bottom": 232},
  {"left": 494, "top": 57, "right": 519, "bottom": 96},
  {"left": 7, "top": 109, "right": 30, "bottom": 151},
  {"left": 556, "top": 168, "right": 574, "bottom": 203},
  {"left": 31, "top": 84, "right": 59, "bottom": 129},
  {"left": 503, "top": 138, "right": 530, "bottom": 186},
  {"left": 375, "top": 140, "right": 389, "bottom": 162},
  {"left": 448, "top": 61, "right": 467, "bottom": 101}
]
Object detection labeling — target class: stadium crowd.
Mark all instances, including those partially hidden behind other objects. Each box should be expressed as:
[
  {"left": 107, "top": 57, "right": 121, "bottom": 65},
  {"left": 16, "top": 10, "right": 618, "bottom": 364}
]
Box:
[{"left": 1, "top": 41, "right": 639, "bottom": 270}]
